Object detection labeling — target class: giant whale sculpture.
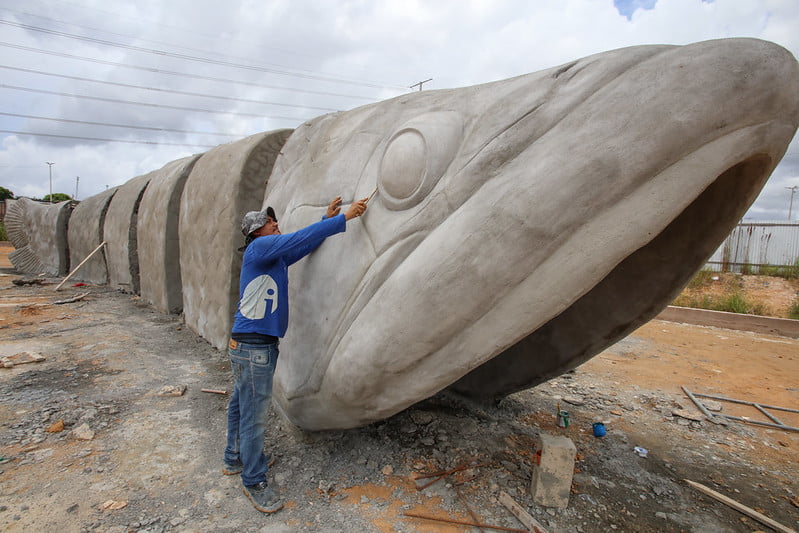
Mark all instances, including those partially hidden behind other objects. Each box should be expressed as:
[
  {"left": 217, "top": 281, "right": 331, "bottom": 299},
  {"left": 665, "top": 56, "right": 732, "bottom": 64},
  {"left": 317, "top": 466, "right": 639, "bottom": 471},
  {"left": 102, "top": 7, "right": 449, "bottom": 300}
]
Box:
[{"left": 5, "top": 39, "right": 799, "bottom": 430}]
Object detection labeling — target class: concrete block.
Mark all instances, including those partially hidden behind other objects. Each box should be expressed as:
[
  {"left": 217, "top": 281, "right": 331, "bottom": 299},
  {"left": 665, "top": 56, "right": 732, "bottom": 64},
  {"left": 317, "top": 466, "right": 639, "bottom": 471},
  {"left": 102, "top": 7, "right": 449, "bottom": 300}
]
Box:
[
  {"left": 138, "top": 155, "right": 201, "bottom": 314},
  {"left": 530, "top": 432, "right": 576, "bottom": 509},
  {"left": 5, "top": 198, "right": 71, "bottom": 276},
  {"left": 67, "top": 187, "right": 118, "bottom": 284},
  {"left": 179, "top": 129, "right": 292, "bottom": 350},
  {"left": 104, "top": 174, "right": 151, "bottom": 293}
]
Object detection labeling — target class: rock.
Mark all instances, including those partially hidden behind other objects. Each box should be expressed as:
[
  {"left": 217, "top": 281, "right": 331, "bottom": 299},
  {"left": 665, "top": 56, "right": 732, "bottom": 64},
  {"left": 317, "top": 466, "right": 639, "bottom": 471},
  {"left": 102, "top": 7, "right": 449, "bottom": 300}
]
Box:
[
  {"left": 72, "top": 423, "right": 95, "bottom": 441},
  {"left": 400, "top": 423, "right": 418, "bottom": 434},
  {"left": 655, "top": 511, "right": 668, "bottom": 519},
  {"left": 410, "top": 411, "right": 434, "bottom": 425},
  {"left": 563, "top": 395, "right": 585, "bottom": 406},
  {"left": 100, "top": 500, "right": 128, "bottom": 511},
  {"left": 46, "top": 419, "right": 65, "bottom": 433},
  {"left": 672, "top": 409, "right": 703, "bottom": 422},
  {"left": 703, "top": 400, "right": 723, "bottom": 412},
  {"left": 156, "top": 384, "right": 187, "bottom": 397},
  {"left": 381, "top": 465, "right": 393, "bottom": 476}
]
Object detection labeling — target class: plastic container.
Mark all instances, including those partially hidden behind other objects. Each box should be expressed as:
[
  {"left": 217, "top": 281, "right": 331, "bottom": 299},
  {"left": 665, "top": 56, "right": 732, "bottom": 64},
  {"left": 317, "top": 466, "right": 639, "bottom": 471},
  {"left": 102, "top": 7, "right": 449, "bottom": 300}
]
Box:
[
  {"left": 592, "top": 422, "right": 606, "bottom": 437},
  {"left": 557, "top": 410, "right": 570, "bottom": 428}
]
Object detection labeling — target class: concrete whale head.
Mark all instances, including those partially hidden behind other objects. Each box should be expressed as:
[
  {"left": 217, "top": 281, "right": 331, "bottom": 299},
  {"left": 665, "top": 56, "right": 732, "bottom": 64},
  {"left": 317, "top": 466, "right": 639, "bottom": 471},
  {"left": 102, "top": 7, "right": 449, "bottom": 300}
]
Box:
[{"left": 261, "top": 38, "right": 799, "bottom": 430}]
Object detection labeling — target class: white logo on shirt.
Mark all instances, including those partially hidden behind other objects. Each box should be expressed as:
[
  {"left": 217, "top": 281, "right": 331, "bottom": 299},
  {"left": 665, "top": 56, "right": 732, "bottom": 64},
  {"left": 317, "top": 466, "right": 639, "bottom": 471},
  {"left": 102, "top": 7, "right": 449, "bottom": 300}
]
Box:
[{"left": 240, "top": 274, "right": 278, "bottom": 319}]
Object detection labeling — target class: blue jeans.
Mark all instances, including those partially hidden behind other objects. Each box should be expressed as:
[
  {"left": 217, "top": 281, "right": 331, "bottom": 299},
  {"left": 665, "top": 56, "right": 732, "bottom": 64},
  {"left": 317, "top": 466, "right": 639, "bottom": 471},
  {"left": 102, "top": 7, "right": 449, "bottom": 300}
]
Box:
[{"left": 224, "top": 340, "right": 279, "bottom": 486}]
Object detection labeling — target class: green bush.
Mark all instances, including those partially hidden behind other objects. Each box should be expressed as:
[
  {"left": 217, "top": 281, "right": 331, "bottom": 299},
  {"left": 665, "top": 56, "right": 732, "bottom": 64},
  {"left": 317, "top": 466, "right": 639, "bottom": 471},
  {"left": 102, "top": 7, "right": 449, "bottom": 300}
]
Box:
[
  {"left": 0, "top": 220, "right": 7, "bottom": 241},
  {"left": 756, "top": 260, "right": 799, "bottom": 280},
  {"left": 789, "top": 299, "right": 799, "bottom": 320}
]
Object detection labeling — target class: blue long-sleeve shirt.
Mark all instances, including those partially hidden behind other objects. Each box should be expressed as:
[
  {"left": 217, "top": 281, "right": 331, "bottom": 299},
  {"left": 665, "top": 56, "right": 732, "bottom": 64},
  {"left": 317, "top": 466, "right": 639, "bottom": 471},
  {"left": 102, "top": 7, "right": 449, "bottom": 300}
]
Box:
[{"left": 232, "top": 213, "right": 346, "bottom": 337}]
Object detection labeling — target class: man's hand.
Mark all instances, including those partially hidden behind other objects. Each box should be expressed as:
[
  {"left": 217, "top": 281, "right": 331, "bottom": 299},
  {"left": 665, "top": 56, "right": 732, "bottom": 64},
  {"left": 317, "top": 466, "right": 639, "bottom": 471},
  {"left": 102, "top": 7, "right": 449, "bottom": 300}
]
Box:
[
  {"left": 345, "top": 198, "right": 369, "bottom": 221},
  {"left": 326, "top": 196, "right": 343, "bottom": 219}
]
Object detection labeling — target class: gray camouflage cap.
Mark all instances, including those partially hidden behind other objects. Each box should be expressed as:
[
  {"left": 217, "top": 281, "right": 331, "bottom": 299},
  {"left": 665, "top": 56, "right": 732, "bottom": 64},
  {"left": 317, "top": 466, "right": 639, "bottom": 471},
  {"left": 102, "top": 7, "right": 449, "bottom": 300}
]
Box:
[{"left": 240, "top": 206, "right": 277, "bottom": 236}]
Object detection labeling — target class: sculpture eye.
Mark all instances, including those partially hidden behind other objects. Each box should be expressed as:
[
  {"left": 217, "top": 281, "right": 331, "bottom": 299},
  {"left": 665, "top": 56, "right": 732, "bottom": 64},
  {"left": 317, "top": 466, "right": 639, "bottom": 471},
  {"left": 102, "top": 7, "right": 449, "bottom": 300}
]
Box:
[{"left": 378, "top": 112, "right": 463, "bottom": 210}]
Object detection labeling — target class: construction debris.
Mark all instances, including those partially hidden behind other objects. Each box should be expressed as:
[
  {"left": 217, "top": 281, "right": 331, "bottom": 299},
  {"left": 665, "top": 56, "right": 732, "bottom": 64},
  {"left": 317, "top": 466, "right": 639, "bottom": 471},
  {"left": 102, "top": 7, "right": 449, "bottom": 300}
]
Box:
[
  {"left": 499, "top": 490, "right": 549, "bottom": 533},
  {"left": 685, "top": 480, "right": 796, "bottom": 533},
  {"left": 53, "top": 291, "right": 90, "bottom": 305},
  {"left": 1, "top": 351, "right": 46, "bottom": 368},
  {"left": 403, "top": 511, "right": 528, "bottom": 533},
  {"left": 157, "top": 384, "right": 187, "bottom": 397}
]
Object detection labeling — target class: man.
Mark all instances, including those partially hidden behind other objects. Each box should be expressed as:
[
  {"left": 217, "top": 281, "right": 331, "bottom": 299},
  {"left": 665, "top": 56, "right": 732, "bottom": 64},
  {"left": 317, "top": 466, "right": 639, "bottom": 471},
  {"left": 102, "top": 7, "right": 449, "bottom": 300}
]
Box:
[{"left": 224, "top": 195, "right": 368, "bottom": 513}]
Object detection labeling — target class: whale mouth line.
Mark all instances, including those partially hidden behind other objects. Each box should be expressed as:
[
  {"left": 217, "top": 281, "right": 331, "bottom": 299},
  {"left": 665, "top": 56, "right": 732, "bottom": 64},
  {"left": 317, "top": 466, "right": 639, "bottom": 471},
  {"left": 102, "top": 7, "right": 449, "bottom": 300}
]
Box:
[{"left": 450, "top": 152, "right": 775, "bottom": 398}]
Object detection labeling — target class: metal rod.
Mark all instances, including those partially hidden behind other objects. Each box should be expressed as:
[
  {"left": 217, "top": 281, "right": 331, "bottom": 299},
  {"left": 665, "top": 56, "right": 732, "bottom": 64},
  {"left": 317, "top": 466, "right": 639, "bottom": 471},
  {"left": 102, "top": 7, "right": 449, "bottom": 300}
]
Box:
[
  {"left": 754, "top": 403, "right": 785, "bottom": 426},
  {"left": 712, "top": 413, "right": 799, "bottom": 433},
  {"left": 403, "top": 511, "right": 527, "bottom": 533},
  {"left": 681, "top": 387, "right": 716, "bottom": 420},
  {"left": 455, "top": 485, "right": 485, "bottom": 533},
  {"left": 691, "top": 391, "right": 799, "bottom": 414}
]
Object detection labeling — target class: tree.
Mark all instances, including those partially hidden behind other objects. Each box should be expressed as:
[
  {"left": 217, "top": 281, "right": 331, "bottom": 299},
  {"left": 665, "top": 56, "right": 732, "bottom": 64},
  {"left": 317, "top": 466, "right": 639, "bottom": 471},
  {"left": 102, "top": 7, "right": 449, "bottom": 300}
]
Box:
[
  {"left": 42, "top": 193, "right": 72, "bottom": 203},
  {"left": 0, "top": 186, "right": 13, "bottom": 201}
]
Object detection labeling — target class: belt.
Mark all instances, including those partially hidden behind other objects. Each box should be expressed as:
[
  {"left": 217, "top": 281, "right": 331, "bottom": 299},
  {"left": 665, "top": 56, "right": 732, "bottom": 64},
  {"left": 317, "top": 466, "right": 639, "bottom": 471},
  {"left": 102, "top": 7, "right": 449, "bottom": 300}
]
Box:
[{"left": 230, "top": 332, "right": 279, "bottom": 346}]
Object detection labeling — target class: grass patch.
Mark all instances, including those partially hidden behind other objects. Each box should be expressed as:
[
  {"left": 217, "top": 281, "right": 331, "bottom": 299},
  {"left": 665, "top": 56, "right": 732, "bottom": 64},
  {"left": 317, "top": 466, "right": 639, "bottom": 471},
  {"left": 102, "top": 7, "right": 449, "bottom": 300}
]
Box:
[
  {"left": 673, "top": 289, "right": 769, "bottom": 316},
  {"left": 759, "top": 261, "right": 799, "bottom": 280},
  {"left": 789, "top": 299, "right": 799, "bottom": 320},
  {"left": 685, "top": 269, "right": 717, "bottom": 290}
]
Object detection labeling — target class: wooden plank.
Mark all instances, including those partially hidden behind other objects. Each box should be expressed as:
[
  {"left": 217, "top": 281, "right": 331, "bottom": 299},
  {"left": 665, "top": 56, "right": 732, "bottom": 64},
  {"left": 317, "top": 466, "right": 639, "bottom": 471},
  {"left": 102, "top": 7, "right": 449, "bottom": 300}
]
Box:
[
  {"left": 54, "top": 241, "right": 106, "bottom": 291},
  {"left": 685, "top": 480, "right": 796, "bottom": 533},
  {"left": 498, "top": 490, "right": 549, "bottom": 533}
]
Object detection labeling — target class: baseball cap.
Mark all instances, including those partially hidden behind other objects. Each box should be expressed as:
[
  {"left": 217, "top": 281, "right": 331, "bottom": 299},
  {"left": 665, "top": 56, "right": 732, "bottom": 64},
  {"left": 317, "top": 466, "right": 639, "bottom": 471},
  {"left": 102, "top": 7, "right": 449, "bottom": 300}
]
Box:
[{"left": 240, "top": 206, "right": 277, "bottom": 236}]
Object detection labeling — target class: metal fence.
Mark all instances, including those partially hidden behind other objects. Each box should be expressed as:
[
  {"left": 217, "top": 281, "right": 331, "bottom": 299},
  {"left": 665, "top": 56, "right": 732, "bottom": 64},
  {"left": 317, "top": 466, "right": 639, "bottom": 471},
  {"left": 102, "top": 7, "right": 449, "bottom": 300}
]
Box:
[{"left": 705, "top": 221, "right": 799, "bottom": 273}]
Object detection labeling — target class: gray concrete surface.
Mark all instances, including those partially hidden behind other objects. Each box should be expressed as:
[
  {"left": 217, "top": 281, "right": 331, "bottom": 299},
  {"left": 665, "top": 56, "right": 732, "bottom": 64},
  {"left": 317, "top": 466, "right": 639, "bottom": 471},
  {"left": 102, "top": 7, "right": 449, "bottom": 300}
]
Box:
[
  {"left": 179, "top": 130, "right": 292, "bottom": 350},
  {"left": 5, "top": 39, "right": 799, "bottom": 433},
  {"left": 268, "top": 38, "right": 799, "bottom": 429},
  {"left": 138, "top": 155, "right": 201, "bottom": 314},
  {"left": 104, "top": 174, "right": 152, "bottom": 293},
  {"left": 5, "top": 198, "right": 71, "bottom": 276},
  {"left": 67, "top": 187, "right": 118, "bottom": 284}
]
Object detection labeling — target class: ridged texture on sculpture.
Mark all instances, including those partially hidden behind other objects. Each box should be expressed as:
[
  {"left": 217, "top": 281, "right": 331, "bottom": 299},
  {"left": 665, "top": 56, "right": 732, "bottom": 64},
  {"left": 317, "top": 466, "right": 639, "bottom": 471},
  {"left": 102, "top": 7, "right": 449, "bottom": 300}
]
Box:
[
  {"left": 4, "top": 39, "right": 798, "bottom": 430},
  {"left": 4, "top": 198, "right": 71, "bottom": 276},
  {"left": 266, "top": 39, "right": 799, "bottom": 429}
]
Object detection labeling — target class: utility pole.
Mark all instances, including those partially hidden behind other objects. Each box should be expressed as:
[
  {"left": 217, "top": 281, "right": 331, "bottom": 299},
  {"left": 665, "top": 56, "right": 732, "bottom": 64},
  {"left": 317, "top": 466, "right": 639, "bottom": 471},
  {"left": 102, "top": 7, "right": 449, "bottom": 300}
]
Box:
[
  {"left": 410, "top": 78, "right": 432, "bottom": 91},
  {"left": 75, "top": 176, "right": 79, "bottom": 200},
  {"left": 787, "top": 185, "right": 799, "bottom": 220},
  {"left": 46, "top": 161, "right": 55, "bottom": 203}
]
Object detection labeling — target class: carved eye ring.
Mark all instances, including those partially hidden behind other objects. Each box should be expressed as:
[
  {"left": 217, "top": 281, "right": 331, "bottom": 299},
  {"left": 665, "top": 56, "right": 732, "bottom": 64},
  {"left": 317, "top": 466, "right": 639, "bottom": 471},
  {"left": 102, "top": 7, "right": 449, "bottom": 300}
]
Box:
[{"left": 378, "top": 112, "right": 463, "bottom": 210}]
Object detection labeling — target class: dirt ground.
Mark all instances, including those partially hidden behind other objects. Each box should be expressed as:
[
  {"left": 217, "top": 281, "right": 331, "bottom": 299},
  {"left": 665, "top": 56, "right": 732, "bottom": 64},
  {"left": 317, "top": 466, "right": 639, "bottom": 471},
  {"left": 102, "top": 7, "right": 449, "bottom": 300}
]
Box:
[{"left": 1, "top": 241, "right": 798, "bottom": 533}]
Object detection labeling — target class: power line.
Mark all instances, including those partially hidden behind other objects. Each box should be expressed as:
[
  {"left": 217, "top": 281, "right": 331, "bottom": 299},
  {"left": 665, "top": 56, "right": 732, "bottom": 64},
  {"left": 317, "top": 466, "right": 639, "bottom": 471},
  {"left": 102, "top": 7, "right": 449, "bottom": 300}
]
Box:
[
  {"left": 0, "top": 129, "right": 216, "bottom": 148},
  {"left": 0, "top": 41, "right": 381, "bottom": 102},
  {"left": 1, "top": 19, "right": 405, "bottom": 90},
  {"left": 1, "top": 5, "right": 392, "bottom": 91},
  {"left": 0, "top": 65, "right": 339, "bottom": 112},
  {"left": 0, "top": 112, "right": 242, "bottom": 138},
  {"left": 1, "top": 84, "right": 310, "bottom": 121}
]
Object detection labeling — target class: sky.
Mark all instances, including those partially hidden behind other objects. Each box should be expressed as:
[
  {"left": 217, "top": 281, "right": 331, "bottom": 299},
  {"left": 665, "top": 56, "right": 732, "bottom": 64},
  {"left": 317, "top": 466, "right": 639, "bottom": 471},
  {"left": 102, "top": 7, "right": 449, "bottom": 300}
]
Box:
[{"left": 1, "top": 0, "right": 798, "bottom": 219}]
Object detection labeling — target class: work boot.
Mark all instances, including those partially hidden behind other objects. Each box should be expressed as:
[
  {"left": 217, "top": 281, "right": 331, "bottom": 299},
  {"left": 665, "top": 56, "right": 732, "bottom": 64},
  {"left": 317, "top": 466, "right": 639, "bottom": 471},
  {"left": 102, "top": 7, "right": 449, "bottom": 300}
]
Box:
[
  {"left": 222, "top": 454, "right": 275, "bottom": 475},
  {"left": 242, "top": 482, "right": 283, "bottom": 513},
  {"left": 222, "top": 459, "right": 243, "bottom": 475}
]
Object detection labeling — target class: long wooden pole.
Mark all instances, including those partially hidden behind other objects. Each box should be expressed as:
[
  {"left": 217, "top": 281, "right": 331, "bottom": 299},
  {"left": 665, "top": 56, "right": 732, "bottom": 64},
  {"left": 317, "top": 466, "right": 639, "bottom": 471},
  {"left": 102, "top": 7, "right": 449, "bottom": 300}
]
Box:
[
  {"left": 685, "top": 480, "right": 796, "bottom": 533},
  {"left": 54, "top": 241, "right": 106, "bottom": 291}
]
